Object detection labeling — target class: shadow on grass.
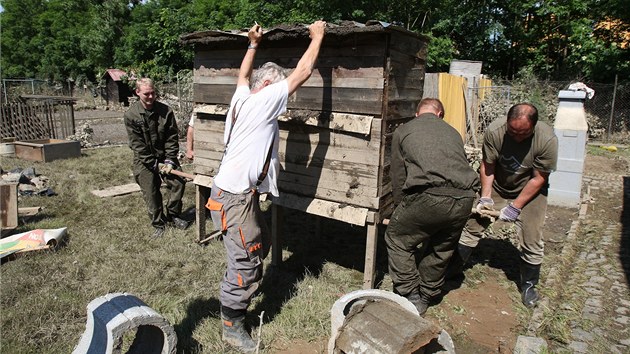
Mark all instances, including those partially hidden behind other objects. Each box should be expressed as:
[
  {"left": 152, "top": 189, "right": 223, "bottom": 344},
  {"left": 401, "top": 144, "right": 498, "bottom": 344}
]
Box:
[
  {"left": 174, "top": 297, "right": 221, "bottom": 354},
  {"left": 252, "top": 208, "right": 389, "bottom": 323}
]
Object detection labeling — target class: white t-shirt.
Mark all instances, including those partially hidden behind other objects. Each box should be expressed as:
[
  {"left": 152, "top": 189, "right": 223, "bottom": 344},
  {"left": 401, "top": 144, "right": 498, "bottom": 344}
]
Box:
[
  {"left": 188, "top": 113, "right": 195, "bottom": 127},
  {"left": 213, "top": 80, "right": 288, "bottom": 196}
]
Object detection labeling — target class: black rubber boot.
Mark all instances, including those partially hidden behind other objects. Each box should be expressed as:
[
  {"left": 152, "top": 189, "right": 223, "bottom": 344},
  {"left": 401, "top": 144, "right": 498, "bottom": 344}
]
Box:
[
  {"left": 520, "top": 261, "right": 541, "bottom": 308},
  {"left": 404, "top": 289, "right": 430, "bottom": 317},
  {"left": 221, "top": 314, "right": 261, "bottom": 353},
  {"left": 445, "top": 244, "right": 474, "bottom": 280}
]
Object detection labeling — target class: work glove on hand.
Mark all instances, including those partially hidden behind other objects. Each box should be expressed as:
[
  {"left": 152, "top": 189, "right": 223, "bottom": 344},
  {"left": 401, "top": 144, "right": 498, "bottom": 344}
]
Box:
[
  {"left": 158, "top": 160, "right": 175, "bottom": 175},
  {"left": 499, "top": 203, "right": 521, "bottom": 222},
  {"left": 476, "top": 197, "right": 495, "bottom": 213}
]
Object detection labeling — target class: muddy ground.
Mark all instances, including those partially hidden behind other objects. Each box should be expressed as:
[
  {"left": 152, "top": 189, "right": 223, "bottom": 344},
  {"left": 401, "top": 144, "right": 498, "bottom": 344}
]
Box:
[{"left": 75, "top": 108, "right": 622, "bottom": 353}]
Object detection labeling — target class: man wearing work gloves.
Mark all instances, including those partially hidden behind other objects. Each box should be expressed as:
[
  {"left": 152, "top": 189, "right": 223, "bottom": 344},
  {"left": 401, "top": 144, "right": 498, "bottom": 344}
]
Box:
[
  {"left": 205, "top": 21, "right": 326, "bottom": 352},
  {"left": 124, "top": 78, "right": 189, "bottom": 238},
  {"left": 449, "top": 103, "right": 558, "bottom": 308},
  {"left": 385, "top": 98, "right": 479, "bottom": 316}
]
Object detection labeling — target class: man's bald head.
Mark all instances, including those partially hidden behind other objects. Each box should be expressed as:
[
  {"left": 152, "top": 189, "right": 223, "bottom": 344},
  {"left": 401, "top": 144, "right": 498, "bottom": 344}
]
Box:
[{"left": 507, "top": 103, "right": 538, "bottom": 125}]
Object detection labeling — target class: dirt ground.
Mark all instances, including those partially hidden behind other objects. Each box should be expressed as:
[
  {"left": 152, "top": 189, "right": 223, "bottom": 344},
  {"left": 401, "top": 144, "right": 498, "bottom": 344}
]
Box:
[
  {"left": 75, "top": 108, "right": 618, "bottom": 353},
  {"left": 74, "top": 108, "right": 128, "bottom": 145}
]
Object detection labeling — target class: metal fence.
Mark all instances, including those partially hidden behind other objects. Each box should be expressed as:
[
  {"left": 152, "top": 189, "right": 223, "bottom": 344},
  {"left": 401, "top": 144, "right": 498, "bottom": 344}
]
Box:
[
  {"left": 158, "top": 69, "right": 194, "bottom": 138},
  {"left": 583, "top": 80, "right": 630, "bottom": 143},
  {"left": 468, "top": 80, "right": 630, "bottom": 145},
  {"left": 2, "top": 74, "right": 627, "bottom": 144}
]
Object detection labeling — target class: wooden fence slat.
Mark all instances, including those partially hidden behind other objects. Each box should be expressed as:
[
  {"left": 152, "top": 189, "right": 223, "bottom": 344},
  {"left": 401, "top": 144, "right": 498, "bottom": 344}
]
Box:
[{"left": 0, "top": 99, "right": 75, "bottom": 140}]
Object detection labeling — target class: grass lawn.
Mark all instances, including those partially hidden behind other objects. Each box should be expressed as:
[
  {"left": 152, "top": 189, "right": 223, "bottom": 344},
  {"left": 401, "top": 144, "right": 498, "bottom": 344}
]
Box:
[{"left": 1, "top": 146, "right": 368, "bottom": 353}]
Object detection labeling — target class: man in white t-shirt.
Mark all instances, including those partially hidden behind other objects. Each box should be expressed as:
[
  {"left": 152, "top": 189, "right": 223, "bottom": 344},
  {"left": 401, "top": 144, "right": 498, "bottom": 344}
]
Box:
[{"left": 206, "top": 20, "right": 326, "bottom": 352}]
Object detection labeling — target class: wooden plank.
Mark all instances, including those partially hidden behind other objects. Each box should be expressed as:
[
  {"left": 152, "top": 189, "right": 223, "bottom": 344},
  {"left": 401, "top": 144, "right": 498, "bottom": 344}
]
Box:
[
  {"left": 288, "top": 86, "right": 383, "bottom": 114},
  {"left": 195, "top": 75, "right": 384, "bottom": 90},
  {"left": 278, "top": 112, "right": 374, "bottom": 135},
  {"left": 193, "top": 84, "right": 234, "bottom": 105},
  {"left": 273, "top": 193, "right": 368, "bottom": 226},
  {"left": 18, "top": 207, "right": 42, "bottom": 216},
  {"left": 91, "top": 183, "right": 141, "bottom": 198},
  {"left": 196, "top": 138, "right": 380, "bottom": 166},
  {"left": 195, "top": 109, "right": 382, "bottom": 128},
  {"left": 194, "top": 104, "right": 228, "bottom": 115},
  {"left": 194, "top": 83, "right": 384, "bottom": 115},
  {"left": 280, "top": 163, "right": 379, "bottom": 190},
  {"left": 195, "top": 44, "right": 387, "bottom": 62},
  {"left": 196, "top": 112, "right": 382, "bottom": 147},
  {"left": 192, "top": 174, "right": 213, "bottom": 188},
  {"left": 194, "top": 66, "right": 385, "bottom": 83},
  {"left": 278, "top": 180, "right": 379, "bottom": 209},
  {"left": 195, "top": 184, "right": 211, "bottom": 243},
  {"left": 0, "top": 183, "right": 18, "bottom": 230},
  {"left": 195, "top": 55, "right": 386, "bottom": 74},
  {"left": 193, "top": 163, "right": 219, "bottom": 177},
  {"left": 422, "top": 73, "right": 439, "bottom": 99}
]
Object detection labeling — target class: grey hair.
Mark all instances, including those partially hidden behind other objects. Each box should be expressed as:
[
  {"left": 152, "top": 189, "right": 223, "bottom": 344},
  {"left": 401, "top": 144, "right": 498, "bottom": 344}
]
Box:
[{"left": 250, "top": 62, "right": 287, "bottom": 90}]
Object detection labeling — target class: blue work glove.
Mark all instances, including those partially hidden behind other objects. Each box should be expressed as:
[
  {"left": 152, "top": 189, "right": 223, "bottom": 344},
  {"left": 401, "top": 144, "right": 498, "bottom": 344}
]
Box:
[
  {"left": 499, "top": 203, "right": 521, "bottom": 222},
  {"left": 476, "top": 197, "right": 495, "bottom": 213},
  {"left": 158, "top": 160, "right": 176, "bottom": 175}
]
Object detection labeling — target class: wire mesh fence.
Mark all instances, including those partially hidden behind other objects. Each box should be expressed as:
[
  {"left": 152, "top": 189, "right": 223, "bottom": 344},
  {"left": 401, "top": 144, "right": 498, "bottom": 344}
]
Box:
[
  {"left": 158, "top": 69, "right": 194, "bottom": 139},
  {"left": 467, "top": 79, "right": 629, "bottom": 145},
  {"left": 3, "top": 74, "right": 628, "bottom": 144},
  {"left": 583, "top": 81, "right": 630, "bottom": 143}
]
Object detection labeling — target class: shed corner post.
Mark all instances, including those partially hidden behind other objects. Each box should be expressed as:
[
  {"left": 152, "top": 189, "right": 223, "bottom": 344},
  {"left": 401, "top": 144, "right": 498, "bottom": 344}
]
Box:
[
  {"left": 195, "top": 184, "right": 210, "bottom": 242},
  {"left": 363, "top": 219, "right": 379, "bottom": 289}
]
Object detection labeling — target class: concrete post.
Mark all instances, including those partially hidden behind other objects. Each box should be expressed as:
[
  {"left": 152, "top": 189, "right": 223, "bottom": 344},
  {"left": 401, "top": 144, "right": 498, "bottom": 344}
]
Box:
[{"left": 548, "top": 90, "right": 588, "bottom": 208}]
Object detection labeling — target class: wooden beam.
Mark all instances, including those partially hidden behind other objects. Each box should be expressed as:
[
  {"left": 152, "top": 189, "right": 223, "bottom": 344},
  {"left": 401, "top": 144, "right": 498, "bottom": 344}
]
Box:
[
  {"left": 91, "top": 183, "right": 141, "bottom": 198},
  {"left": 363, "top": 222, "right": 378, "bottom": 289},
  {"left": 273, "top": 193, "right": 368, "bottom": 226}
]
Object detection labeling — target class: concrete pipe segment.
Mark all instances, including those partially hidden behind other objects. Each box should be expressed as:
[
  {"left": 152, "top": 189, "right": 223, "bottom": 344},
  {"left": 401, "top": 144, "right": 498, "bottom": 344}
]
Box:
[{"left": 73, "top": 292, "right": 177, "bottom": 354}]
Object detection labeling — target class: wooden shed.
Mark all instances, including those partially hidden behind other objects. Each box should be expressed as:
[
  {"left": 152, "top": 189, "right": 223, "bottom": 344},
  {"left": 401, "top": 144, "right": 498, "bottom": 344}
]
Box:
[
  {"left": 101, "top": 69, "right": 132, "bottom": 106},
  {"left": 181, "top": 21, "right": 429, "bottom": 288}
]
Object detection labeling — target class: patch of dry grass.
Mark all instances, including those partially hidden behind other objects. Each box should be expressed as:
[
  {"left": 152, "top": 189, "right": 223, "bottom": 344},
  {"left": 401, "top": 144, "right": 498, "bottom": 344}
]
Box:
[{"left": 0, "top": 147, "right": 368, "bottom": 353}]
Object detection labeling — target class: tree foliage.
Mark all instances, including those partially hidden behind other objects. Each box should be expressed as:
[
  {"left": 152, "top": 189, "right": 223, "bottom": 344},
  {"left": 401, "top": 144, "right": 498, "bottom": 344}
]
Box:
[{"left": 0, "top": 0, "right": 627, "bottom": 84}]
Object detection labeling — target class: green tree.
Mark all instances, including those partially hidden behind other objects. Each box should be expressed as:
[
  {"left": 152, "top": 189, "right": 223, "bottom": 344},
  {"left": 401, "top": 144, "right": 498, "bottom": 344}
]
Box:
[
  {"left": 80, "top": 0, "right": 132, "bottom": 81},
  {"left": 0, "top": 0, "right": 47, "bottom": 78}
]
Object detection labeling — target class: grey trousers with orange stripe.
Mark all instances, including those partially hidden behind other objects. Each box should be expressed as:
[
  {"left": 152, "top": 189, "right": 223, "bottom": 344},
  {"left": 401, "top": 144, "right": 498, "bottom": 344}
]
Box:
[{"left": 207, "top": 183, "right": 271, "bottom": 312}]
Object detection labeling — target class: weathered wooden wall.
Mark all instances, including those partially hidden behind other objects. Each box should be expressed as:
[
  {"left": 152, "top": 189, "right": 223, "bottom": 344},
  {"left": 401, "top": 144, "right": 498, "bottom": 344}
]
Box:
[{"left": 187, "top": 24, "right": 428, "bottom": 224}]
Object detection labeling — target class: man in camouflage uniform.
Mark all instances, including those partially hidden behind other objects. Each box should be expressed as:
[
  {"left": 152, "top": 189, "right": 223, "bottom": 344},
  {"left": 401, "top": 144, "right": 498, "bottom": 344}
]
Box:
[{"left": 124, "top": 78, "right": 189, "bottom": 238}]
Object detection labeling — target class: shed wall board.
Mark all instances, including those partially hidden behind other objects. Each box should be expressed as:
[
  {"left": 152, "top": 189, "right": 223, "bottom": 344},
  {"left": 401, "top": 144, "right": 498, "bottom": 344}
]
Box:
[{"left": 189, "top": 24, "right": 427, "bottom": 223}]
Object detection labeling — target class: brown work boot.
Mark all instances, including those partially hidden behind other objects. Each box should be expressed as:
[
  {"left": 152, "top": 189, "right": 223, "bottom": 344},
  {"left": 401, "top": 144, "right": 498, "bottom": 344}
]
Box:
[{"left": 222, "top": 315, "right": 262, "bottom": 353}]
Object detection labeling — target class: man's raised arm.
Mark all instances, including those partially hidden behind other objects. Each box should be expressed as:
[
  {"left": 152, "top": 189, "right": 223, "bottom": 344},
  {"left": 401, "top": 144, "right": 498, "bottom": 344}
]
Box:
[
  {"left": 237, "top": 23, "right": 263, "bottom": 87},
  {"left": 286, "top": 20, "right": 326, "bottom": 95}
]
